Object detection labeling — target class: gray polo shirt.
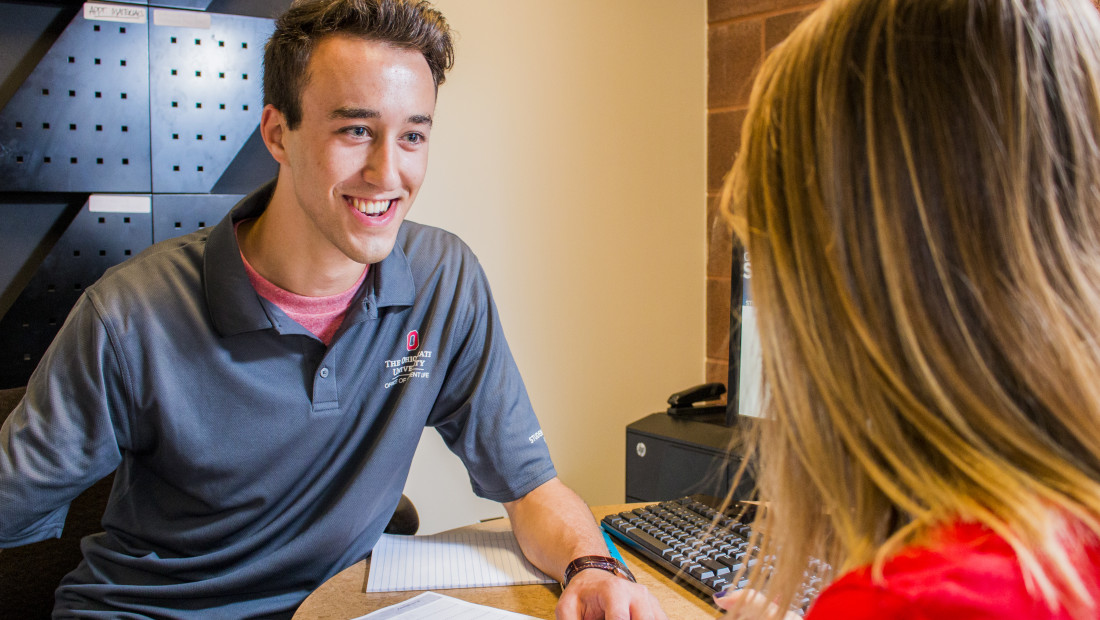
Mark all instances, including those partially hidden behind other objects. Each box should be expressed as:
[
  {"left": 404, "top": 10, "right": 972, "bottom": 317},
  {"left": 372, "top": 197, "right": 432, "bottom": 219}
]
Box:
[{"left": 0, "top": 182, "right": 557, "bottom": 618}]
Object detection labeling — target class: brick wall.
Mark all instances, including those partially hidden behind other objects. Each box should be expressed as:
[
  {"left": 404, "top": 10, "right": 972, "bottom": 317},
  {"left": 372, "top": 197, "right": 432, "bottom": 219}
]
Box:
[{"left": 705, "top": 1, "right": 820, "bottom": 387}]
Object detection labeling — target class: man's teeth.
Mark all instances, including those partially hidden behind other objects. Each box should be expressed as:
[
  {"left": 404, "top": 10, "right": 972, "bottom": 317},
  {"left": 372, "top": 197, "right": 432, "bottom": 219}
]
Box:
[{"left": 351, "top": 198, "right": 391, "bottom": 215}]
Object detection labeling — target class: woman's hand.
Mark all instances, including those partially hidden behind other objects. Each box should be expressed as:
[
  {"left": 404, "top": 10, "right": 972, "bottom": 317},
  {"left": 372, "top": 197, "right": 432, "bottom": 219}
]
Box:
[{"left": 713, "top": 587, "right": 802, "bottom": 620}]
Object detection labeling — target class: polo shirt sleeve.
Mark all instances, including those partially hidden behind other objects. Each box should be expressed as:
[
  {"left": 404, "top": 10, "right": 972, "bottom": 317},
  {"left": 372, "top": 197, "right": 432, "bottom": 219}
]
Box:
[
  {"left": 425, "top": 260, "right": 556, "bottom": 504},
  {"left": 0, "top": 292, "right": 127, "bottom": 547}
]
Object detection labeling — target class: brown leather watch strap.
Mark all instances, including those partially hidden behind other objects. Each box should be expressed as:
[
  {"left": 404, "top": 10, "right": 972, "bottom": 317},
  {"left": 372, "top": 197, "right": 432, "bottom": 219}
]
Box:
[{"left": 561, "top": 555, "right": 636, "bottom": 589}]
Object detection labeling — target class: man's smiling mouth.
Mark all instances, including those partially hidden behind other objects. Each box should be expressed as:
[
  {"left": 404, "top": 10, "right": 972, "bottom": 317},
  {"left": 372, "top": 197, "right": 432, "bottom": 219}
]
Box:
[{"left": 347, "top": 196, "right": 393, "bottom": 216}]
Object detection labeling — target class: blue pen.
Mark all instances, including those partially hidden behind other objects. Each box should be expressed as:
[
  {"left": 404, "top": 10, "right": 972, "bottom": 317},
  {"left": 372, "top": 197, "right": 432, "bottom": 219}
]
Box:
[{"left": 602, "top": 529, "right": 627, "bottom": 564}]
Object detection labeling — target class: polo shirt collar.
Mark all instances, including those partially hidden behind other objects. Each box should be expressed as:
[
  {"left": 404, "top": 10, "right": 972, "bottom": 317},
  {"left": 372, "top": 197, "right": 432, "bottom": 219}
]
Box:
[{"left": 204, "top": 180, "right": 416, "bottom": 338}]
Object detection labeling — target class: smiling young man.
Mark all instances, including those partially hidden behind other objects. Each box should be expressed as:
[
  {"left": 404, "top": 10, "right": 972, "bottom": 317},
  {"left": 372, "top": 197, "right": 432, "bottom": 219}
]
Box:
[{"left": 0, "top": 1, "right": 665, "bottom": 618}]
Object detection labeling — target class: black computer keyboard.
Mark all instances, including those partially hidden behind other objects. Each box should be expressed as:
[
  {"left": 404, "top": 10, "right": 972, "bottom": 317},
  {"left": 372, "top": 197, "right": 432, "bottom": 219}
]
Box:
[{"left": 601, "top": 495, "right": 822, "bottom": 613}]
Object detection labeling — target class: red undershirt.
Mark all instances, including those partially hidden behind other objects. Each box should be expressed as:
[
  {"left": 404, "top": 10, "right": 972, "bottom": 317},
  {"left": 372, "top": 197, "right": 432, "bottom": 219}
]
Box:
[{"left": 236, "top": 221, "right": 367, "bottom": 346}]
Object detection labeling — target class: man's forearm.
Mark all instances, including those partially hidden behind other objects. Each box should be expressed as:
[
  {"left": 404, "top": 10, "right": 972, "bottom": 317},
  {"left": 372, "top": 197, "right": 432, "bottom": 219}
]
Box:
[{"left": 503, "top": 477, "right": 608, "bottom": 581}]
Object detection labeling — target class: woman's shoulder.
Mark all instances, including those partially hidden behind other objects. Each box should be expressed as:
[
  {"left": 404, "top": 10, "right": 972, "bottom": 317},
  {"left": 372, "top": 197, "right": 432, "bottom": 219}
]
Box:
[{"left": 806, "top": 522, "right": 1093, "bottom": 620}]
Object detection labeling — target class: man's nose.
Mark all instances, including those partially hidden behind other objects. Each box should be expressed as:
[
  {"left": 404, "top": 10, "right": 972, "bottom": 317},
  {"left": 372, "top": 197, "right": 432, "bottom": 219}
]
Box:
[{"left": 363, "top": 140, "right": 400, "bottom": 191}]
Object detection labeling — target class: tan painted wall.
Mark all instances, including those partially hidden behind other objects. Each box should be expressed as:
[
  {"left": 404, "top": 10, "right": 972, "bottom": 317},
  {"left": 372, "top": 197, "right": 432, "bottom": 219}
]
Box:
[{"left": 402, "top": 0, "right": 706, "bottom": 533}]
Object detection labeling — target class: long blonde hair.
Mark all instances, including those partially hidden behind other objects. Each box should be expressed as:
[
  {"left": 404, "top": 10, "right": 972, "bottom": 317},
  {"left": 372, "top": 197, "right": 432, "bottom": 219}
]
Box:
[{"left": 722, "top": 0, "right": 1100, "bottom": 615}]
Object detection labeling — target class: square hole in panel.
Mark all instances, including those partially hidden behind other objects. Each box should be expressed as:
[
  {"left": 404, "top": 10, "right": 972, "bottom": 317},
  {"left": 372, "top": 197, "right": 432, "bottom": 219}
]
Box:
[
  {"left": 172, "top": 133, "right": 179, "bottom": 140},
  {"left": 93, "top": 24, "right": 100, "bottom": 31},
  {"left": 196, "top": 134, "right": 202, "bottom": 140},
  {"left": 121, "top": 93, "right": 127, "bottom": 99},
  {"left": 42, "top": 122, "right": 49, "bottom": 129},
  {"left": 95, "top": 91, "right": 102, "bottom": 98},
  {"left": 41, "top": 88, "right": 48, "bottom": 95},
  {"left": 122, "top": 126, "right": 128, "bottom": 132},
  {"left": 96, "top": 125, "right": 103, "bottom": 131},
  {"left": 173, "top": 165, "right": 180, "bottom": 171},
  {"left": 16, "top": 156, "right": 23, "bottom": 163},
  {"left": 43, "top": 157, "right": 51, "bottom": 163},
  {"left": 120, "top": 59, "right": 126, "bottom": 66},
  {"left": 171, "top": 69, "right": 177, "bottom": 75},
  {"left": 95, "top": 58, "right": 101, "bottom": 64},
  {"left": 96, "top": 158, "right": 104, "bottom": 164},
  {"left": 197, "top": 166, "right": 204, "bottom": 172},
  {"left": 15, "top": 122, "right": 21, "bottom": 129},
  {"left": 68, "top": 90, "right": 75, "bottom": 97},
  {"left": 122, "top": 158, "right": 129, "bottom": 165},
  {"left": 70, "top": 157, "right": 77, "bottom": 164},
  {"left": 68, "top": 56, "right": 75, "bottom": 63}
]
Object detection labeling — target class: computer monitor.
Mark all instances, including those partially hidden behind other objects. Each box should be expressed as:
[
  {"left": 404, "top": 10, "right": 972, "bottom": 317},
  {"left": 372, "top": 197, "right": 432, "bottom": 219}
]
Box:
[{"left": 726, "top": 246, "right": 764, "bottom": 426}]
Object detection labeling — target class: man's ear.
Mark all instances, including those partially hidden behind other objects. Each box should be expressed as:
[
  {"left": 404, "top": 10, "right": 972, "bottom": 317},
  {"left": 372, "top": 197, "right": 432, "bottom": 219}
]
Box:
[{"left": 260, "top": 104, "right": 291, "bottom": 166}]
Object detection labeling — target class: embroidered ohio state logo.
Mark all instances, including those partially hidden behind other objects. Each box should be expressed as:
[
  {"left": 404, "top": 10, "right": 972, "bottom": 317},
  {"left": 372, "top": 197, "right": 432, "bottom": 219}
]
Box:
[{"left": 384, "top": 334, "right": 433, "bottom": 389}]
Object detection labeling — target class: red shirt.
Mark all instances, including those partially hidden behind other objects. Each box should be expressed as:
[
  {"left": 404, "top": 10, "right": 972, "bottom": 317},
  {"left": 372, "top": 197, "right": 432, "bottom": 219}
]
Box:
[{"left": 806, "top": 522, "right": 1100, "bottom": 619}]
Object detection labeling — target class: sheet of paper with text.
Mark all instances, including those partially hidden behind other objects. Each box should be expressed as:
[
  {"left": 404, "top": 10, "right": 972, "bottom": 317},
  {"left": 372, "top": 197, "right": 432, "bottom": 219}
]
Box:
[{"left": 354, "top": 591, "right": 540, "bottom": 619}]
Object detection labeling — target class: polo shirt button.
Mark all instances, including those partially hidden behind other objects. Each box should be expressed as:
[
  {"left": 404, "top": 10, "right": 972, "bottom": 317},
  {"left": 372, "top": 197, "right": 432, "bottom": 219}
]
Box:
[{"left": 319, "top": 367, "right": 329, "bottom": 379}]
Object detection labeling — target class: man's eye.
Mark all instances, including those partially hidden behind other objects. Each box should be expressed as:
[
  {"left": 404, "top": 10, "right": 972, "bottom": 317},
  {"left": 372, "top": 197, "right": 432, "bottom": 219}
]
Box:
[
  {"left": 344, "top": 127, "right": 368, "bottom": 138},
  {"left": 405, "top": 132, "right": 425, "bottom": 144}
]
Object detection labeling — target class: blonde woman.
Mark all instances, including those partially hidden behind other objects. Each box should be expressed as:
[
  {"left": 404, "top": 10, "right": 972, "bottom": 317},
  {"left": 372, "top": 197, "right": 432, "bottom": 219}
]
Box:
[{"left": 717, "top": 0, "right": 1100, "bottom": 618}]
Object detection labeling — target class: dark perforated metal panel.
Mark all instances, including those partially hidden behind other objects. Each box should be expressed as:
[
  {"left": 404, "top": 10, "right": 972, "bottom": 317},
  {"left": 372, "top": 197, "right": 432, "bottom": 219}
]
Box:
[
  {"left": 149, "top": 9, "right": 272, "bottom": 193},
  {"left": 0, "top": 196, "right": 153, "bottom": 388},
  {"left": 0, "top": 6, "right": 151, "bottom": 192},
  {"left": 152, "top": 193, "right": 241, "bottom": 242},
  {"left": 0, "top": 1, "right": 288, "bottom": 384}
]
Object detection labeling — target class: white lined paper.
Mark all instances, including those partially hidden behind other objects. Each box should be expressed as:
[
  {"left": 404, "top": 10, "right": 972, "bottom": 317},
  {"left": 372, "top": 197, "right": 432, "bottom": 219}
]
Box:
[{"left": 366, "top": 530, "right": 555, "bottom": 592}]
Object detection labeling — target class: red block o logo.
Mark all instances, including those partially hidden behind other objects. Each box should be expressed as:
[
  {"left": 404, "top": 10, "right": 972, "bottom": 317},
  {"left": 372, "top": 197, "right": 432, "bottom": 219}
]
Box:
[{"left": 406, "top": 330, "right": 419, "bottom": 351}]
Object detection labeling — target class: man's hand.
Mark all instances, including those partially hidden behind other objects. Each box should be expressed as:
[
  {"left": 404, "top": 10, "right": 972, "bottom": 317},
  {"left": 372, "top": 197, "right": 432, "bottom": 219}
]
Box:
[
  {"left": 503, "top": 478, "right": 670, "bottom": 619},
  {"left": 556, "top": 567, "right": 668, "bottom": 620}
]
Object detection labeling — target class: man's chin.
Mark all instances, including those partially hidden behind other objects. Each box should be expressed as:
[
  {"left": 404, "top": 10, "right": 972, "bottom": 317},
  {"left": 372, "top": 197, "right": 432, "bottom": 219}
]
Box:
[{"left": 353, "top": 237, "right": 400, "bottom": 265}]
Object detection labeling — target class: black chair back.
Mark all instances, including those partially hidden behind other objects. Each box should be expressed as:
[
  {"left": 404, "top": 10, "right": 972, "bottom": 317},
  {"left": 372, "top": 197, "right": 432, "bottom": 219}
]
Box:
[{"left": 0, "top": 386, "right": 115, "bottom": 620}]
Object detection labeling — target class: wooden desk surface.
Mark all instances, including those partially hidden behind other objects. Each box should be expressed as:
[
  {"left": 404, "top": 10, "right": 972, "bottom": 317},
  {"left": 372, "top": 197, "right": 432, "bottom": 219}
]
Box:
[{"left": 293, "top": 504, "right": 719, "bottom": 619}]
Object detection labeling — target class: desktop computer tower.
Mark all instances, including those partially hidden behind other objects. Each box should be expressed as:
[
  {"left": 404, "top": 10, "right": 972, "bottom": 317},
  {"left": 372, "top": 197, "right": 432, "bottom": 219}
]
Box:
[{"left": 624, "top": 412, "right": 751, "bottom": 503}]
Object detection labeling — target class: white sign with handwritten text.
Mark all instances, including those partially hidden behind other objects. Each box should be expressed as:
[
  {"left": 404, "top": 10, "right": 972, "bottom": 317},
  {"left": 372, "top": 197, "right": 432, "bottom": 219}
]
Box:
[{"left": 84, "top": 2, "right": 148, "bottom": 24}]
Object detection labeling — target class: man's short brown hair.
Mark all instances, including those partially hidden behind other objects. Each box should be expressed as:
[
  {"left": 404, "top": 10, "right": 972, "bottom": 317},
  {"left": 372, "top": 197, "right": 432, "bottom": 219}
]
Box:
[{"left": 264, "top": 0, "right": 454, "bottom": 129}]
